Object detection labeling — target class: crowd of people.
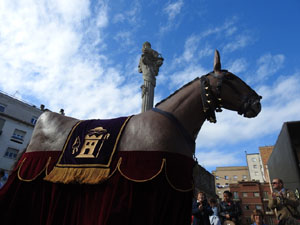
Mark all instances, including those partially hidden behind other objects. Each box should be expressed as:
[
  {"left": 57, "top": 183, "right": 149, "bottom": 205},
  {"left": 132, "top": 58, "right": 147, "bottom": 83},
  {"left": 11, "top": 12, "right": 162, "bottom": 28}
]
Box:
[
  {"left": 192, "top": 178, "right": 300, "bottom": 225},
  {"left": 192, "top": 190, "right": 242, "bottom": 225}
]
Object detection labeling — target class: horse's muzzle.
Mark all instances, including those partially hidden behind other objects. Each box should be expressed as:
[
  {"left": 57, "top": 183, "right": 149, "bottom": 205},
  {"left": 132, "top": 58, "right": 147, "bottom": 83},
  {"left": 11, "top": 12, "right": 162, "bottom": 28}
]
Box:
[{"left": 243, "top": 97, "right": 262, "bottom": 118}]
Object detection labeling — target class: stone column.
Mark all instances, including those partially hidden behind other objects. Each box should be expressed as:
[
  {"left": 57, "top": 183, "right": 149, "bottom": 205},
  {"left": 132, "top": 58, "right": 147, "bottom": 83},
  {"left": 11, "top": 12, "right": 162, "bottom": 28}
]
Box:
[{"left": 138, "top": 42, "right": 164, "bottom": 112}]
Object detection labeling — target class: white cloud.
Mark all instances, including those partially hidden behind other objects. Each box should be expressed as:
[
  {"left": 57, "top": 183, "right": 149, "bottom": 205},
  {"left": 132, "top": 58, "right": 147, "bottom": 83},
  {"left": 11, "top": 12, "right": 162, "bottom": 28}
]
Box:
[
  {"left": 48, "top": 0, "right": 91, "bottom": 24},
  {"left": 196, "top": 149, "right": 241, "bottom": 168},
  {"left": 160, "top": 0, "right": 184, "bottom": 33},
  {"left": 163, "top": 0, "right": 184, "bottom": 21},
  {"left": 112, "top": 1, "right": 141, "bottom": 26},
  {"left": 169, "top": 19, "right": 245, "bottom": 71},
  {"left": 113, "top": 13, "right": 125, "bottom": 23},
  {"left": 228, "top": 58, "right": 247, "bottom": 74},
  {"left": 114, "top": 31, "right": 134, "bottom": 46},
  {"left": 225, "top": 26, "right": 237, "bottom": 37},
  {"left": 200, "top": 17, "right": 238, "bottom": 39},
  {"left": 223, "top": 34, "right": 252, "bottom": 52},
  {"left": 169, "top": 64, "right": 206, "bottom": 88},
  {"left": 171, "top": 36, "right": 212, "bottom": 69},
  {"left": 96, "top": 2, "right": 109, "bottom": 28},
  {"left": 0, "top": 0, "right": 141, "bottom": 119},
  {"left": 182, "top": 35, "right": 201, "bottom": 62},
  {"left": 126, "top": 1, "right": 141, "bottom": 25},
  {"left": 198, "top": 46, "right": 214, "bottom": 60},
  {"left": 255, "top": 53, "right": 285, "bottom": 82}
]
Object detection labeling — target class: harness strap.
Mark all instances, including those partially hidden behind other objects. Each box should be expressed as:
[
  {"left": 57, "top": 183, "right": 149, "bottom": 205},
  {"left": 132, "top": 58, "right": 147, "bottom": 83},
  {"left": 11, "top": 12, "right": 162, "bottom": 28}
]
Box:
[
  {"left": 200, "top": 76, "right": 218, "bottom": 123},
  {"left": 151, "top": 108, "right": 195, "bottom": 150}
]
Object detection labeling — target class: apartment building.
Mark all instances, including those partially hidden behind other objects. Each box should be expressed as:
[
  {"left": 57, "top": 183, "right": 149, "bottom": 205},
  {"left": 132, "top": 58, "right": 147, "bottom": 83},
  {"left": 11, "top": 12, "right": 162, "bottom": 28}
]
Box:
[
  {"left": 259, "top": 146, "right": 273, "bottom": 183},
  {"left": 212, "top": 166, "right": 249, "bottom": 199},
  {"left": 246, "top": 153, "right": 264, "bottom": 182},
  {"left": 0, "top": 92, "right": 43, "bottom": 171},
  {"left": 230, "top": 181, "right": 276, "bottom": 225}
]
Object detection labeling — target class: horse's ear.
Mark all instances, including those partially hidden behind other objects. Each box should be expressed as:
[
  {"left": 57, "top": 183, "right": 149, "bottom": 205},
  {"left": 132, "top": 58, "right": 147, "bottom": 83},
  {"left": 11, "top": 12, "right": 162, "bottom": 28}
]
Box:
[{"left": 213, "top": 49, "right": 221, "bottom": 72}]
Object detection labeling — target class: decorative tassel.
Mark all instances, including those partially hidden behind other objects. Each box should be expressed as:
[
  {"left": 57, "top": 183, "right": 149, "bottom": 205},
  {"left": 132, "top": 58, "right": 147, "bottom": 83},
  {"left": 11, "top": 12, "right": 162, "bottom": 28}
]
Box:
[{"left": 44, "top": 166, "right": 110, "bottom": 184}]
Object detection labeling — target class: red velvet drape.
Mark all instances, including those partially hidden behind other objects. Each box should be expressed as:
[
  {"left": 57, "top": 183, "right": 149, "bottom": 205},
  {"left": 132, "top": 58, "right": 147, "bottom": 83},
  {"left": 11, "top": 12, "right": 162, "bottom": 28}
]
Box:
[{"left": 0, "top": 150, "right": 195, "bottom": 225}]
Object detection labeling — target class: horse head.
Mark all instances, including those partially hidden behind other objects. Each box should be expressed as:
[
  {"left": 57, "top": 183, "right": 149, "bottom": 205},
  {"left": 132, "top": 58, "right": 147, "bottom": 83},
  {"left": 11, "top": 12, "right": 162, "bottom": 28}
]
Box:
[{"left": 201, "top": 50, "right": 262, "bottom": 123}]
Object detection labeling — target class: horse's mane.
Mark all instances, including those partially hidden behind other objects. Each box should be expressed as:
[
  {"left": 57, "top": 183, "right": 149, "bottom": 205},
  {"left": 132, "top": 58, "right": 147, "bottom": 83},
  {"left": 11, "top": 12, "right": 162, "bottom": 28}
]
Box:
[{"left": 155, "top": 77, "right": 200, "bottom": 107}]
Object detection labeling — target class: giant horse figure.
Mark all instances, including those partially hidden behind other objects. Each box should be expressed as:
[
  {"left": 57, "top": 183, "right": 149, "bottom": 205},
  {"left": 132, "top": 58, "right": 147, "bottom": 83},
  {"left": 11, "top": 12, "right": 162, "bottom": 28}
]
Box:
[{"left": 0, "top": 50, "right": 261, "bottom": 225}]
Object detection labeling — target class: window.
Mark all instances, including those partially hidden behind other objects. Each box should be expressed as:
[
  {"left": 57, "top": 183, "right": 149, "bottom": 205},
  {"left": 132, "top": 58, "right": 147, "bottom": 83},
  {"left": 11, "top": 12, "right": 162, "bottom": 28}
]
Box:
[
  {"left": 244, "top": 205, "right": 250, "bottom": 210},
  {"left": 252, "top": 158, "right": 257, "bottom": 162},
  {"left": 233, "top": 192, "right": 239, "bottom": 199},
  {"left": 4, "top": 147, "right": 19, "bottom": 159},
  {"left": 224, "top": 176, "right": 229, "bottom": 180},
  {"left": 233, "top": 175, "right": 238, "bottom": 180},
  {"left": 263, "top": 191, "right": 269, "bottom": 199},
  {"left": 254, "top": 192, "right": 260, "bottom": 197},
  {"left": 256, "top": 205, "right": 262, "bottom": 210},
  {"left": 242, "top": 192, "right": 248, "bottom": 197},
  {"left": 0, "top": 118, "right": 5, "bottom": 133},
  {"left": 0, "top": 103, "right": 6, "bottom": 112},
  {"left": 253, "top": 165, "right": 258, "bottom": 169},
  {"left": 215, "top": 176, "right": 219, "bottom": 180},
  {"left": 242, "top": 175, "right": 247, "bottom": 179},
  {"left": 31, "top": 116, "right": 38, "bottom": 125},
  {"left": 11, "top": 129, "right": 26, "bottom": 144}
]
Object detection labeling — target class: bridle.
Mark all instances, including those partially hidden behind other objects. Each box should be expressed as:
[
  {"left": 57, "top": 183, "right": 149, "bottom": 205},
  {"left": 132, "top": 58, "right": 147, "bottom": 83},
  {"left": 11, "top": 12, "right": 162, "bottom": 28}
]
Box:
[
  {"left": 200, "top": 71, "right": 262, "bottom": 123},
  {"left": 151, "top": 71, "right": 261, "bottom": 154}
]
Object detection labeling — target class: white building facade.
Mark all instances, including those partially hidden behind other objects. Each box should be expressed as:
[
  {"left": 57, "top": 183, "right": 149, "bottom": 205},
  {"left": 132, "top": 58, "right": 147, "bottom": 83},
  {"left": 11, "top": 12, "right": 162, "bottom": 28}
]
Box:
[
  {"left": 246, "top": 153, "right": 264, "bottom": 182},
  {"left": 0, "top": 92, "right": 43, "bottom": 172}
]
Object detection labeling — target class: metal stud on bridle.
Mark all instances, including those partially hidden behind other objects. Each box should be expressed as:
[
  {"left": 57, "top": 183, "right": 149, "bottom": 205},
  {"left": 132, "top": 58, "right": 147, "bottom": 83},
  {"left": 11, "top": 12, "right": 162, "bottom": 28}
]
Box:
[{"left": 199, "top": 50, "right": 262, "bottom": 123}]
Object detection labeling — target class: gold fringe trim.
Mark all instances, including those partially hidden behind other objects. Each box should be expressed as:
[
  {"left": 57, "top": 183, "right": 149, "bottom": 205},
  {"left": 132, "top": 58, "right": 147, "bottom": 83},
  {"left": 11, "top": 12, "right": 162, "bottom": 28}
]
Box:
[
  {"left": 18, "top": 157, "right": 52, "bottom": 182},
  {"left": 18, "top": 154, "right": 193, "bottom": 192},
  {"left": 44, "top": 166, "right": 110, "bottom": 184},
  {"left": 117, "top": 158, "right": 165, "bottom": 182},
  {"left": 117, "top": 157, "right": 193, "bottom": 192}
]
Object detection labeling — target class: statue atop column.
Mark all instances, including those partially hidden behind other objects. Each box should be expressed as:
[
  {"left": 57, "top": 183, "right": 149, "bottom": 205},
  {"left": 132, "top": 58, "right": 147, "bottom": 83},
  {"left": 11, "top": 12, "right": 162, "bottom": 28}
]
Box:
[{"left": 138, "top": 41, "right": 164, "bottom": 112}]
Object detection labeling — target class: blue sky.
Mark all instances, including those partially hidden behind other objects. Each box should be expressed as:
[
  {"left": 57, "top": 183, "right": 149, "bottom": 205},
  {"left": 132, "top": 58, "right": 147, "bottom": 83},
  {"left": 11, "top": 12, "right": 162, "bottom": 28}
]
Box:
[{"left": 0, "top": 0, "right": 299, "bottom": 172}]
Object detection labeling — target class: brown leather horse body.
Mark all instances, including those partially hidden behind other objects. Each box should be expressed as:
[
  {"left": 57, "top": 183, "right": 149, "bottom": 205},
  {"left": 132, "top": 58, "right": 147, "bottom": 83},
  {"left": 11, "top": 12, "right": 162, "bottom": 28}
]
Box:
[
  {"left": 27, "top": 50, "right": 261, "bottom": 159},
  {"left": 0, "top": 50, "right": 262, "bottom": 225}
]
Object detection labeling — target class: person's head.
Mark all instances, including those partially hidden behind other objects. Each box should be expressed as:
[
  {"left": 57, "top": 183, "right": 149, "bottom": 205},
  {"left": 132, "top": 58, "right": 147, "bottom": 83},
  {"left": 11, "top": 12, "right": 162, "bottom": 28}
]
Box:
[
  {"left": 209, "top": 198, "right": 217, "bottom": 207},
  {"left": 272, "top": 178, "right": 284, "bottom": 191},
  {"left": 223, "top": 191, "right": 233, "bottom": 202},
  {"left": 197, "top": 191, "right": 206, "bottom": 202},
  {"left": 251, "top": 209, "right": 264, "bottom": 225},
  {"left": 142, "top": 41, "right": 151, "bottom": 52}
]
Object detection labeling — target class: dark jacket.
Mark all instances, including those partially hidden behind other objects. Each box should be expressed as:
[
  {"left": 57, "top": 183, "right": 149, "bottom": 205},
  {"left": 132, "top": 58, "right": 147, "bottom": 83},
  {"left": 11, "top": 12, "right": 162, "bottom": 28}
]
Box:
[
  {"left": 192, "top": 199, "right": 213, "bottom": 225},
  {"left": 268, "top": 188, "right": 300, "bottom": 220},
  {"left": 219, "top": 201, "right": 242, "bottom": 225}
]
